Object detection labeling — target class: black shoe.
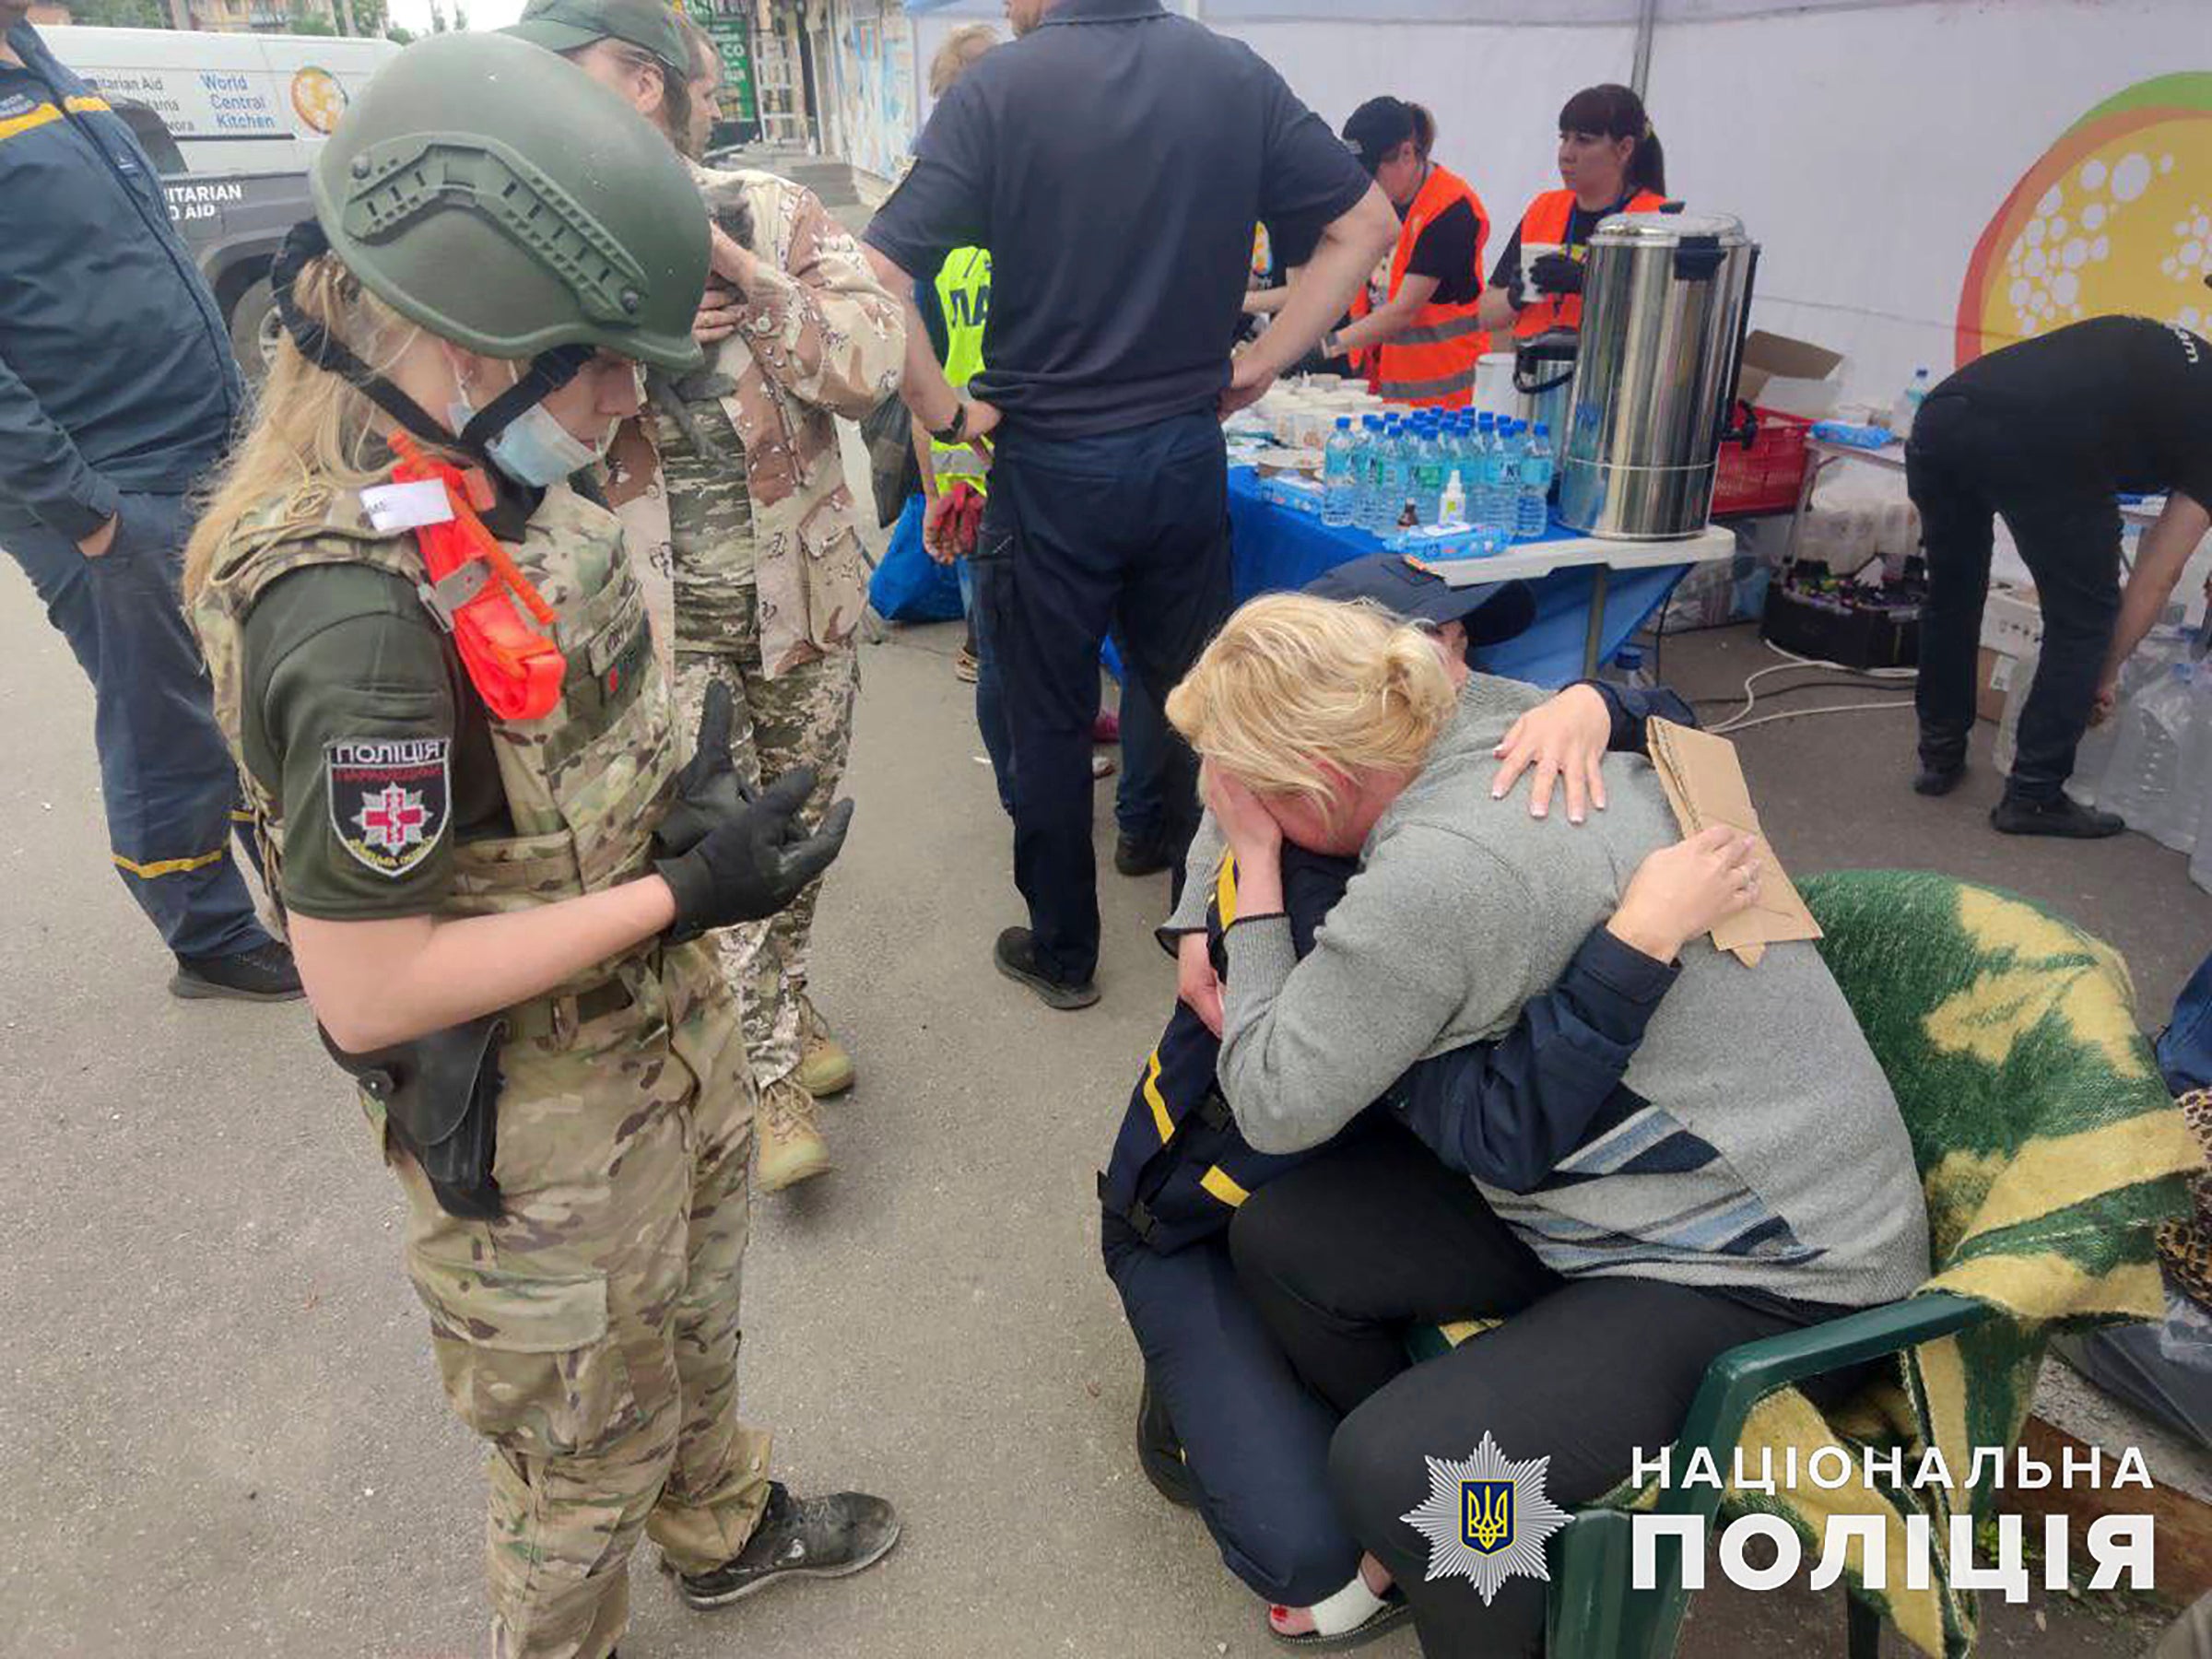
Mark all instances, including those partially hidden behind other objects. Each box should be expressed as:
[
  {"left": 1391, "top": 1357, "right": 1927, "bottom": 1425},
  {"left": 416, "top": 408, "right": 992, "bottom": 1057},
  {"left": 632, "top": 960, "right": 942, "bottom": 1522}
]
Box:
[
  {"left": 993, "top": 926, "right": 1100, "bottom": 1010},
  {"left": 170, "top": 940, "right": 304, "bottom": 1002},
  {"left": 677, "top": 1482, "right": 900, "bottom": 1610},
  {"left": 1990, "top": 794, "right": 2125, "bottom": 839},
  {"left": 1136, "top": 1374, "right": 1196, "bottom": 1509},
  {"left": 1114, "top": 834, "right": 1175, "bottom": 878},
  {"left": 1912, "top": 761, "right": 1966, "bottom": 797}
]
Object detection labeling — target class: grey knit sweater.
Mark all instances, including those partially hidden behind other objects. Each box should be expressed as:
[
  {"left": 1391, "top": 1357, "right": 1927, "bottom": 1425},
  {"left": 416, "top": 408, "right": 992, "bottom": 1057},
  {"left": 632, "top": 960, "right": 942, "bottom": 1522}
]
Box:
[{"left": 1198, "top": 674, "right": 1930, "bottom": 1309}]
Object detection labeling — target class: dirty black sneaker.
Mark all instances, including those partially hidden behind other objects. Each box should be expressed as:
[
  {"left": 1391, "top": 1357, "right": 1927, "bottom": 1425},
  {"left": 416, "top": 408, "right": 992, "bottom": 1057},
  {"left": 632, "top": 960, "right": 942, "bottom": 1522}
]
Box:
[
  {"left": 1136, "top": 1373, "right": 1196, "bottom": 1509},
  {"left": 170, "top": 940, "right": 305, "bottom": 1002},
  {"left": 677, "top": 1482, "right": 900, "bottom": 1610},
  {"left": 1912, "top": 761, "right": 1966, "bottom": 797},
  {"left": 1990, "top": 794, "right": 2125, "bottom": 839},
  {"left": 1113, "top": 834, "right": 1175, "bottom": 878},
  {"left": 993, "top": 926, "right": 1100, "bottom": 1010}
]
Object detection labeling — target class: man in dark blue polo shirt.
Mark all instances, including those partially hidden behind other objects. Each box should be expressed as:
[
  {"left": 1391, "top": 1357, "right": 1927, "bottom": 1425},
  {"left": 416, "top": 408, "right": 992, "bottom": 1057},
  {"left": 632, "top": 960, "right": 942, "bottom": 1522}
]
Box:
[
  {"left": 0, "top": 8, "right": 298, "bottom": 1001},
  {"left": 863, "top": 0, "right": 1392, "bottom": 1009}
]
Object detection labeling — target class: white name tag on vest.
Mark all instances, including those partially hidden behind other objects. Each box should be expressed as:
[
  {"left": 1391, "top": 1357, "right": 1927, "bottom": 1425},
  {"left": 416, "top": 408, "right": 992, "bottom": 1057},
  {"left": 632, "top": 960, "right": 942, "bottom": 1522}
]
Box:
[{"left": 360, "top": 479, "right": 455, "bottom": 533}]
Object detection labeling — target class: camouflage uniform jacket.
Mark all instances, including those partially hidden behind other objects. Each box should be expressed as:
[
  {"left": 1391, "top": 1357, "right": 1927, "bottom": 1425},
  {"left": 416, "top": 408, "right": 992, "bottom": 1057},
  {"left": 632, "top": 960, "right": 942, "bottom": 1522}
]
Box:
[{"left": 606, "top": 166, "right": 903, "bottom": 682}]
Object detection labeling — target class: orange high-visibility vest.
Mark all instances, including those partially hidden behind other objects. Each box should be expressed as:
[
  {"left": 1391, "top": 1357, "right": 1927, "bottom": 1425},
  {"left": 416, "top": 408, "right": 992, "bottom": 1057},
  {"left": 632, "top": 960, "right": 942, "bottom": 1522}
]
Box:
[
  {"left": 1511, "top": 186, "right": 1668, "bottom": 338},
  {"left": 1350, "top": 163, "right": 1490, "bottom": 408}
]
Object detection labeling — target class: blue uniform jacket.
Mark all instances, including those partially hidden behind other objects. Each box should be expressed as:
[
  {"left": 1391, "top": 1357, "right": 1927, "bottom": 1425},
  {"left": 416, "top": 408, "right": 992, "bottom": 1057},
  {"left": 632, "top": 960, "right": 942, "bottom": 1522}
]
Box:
[
  {"left": 0, "top": 22, "right": 242, "bottom": 540},
  {"left": 1100, "top": 680, "right": 1695, "bottom": 1256}
]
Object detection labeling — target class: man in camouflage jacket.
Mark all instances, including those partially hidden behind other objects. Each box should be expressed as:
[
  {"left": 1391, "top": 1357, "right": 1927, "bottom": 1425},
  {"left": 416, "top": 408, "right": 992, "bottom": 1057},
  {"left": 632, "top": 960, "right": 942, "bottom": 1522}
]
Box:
[{"left": 605, "top": 161, "right": 903, "bottom": 1190}]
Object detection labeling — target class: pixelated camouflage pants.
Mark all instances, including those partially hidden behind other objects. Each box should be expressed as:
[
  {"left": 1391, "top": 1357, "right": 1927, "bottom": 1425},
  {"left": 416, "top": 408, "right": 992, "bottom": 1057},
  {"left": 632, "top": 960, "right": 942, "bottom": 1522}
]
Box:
[
  {"left": 674, "top": 576, "right": 858, "bottom": 1088},
  {"left": 385, "top": 941, "right": 772, "bottom": 1659}
]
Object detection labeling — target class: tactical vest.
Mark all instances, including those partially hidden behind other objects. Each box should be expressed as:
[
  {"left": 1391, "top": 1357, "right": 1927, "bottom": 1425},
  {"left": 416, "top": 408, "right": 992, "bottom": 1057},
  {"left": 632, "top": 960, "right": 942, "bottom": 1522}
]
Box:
[
  {"left": 1098, "top": 846, "right": 1368, "bottom": 1256},
  {"left": 192, "top": 480, "right": 677, "bottom": 1005},
  {"left": 1351, "top": 162, "right": 1490, "bottom": 408},
  {"left": 932, "top": 244, "right": 991, "bottom": 492},
  {"left": 1512, "top": 186, "right": 1668, "bottom": 338}
]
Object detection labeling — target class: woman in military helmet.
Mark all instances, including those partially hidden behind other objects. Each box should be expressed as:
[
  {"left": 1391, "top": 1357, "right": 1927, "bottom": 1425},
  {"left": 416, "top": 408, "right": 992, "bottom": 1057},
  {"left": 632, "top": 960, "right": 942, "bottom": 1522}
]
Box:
[
  {"left": 181, "top": 34, "right": 897, "bottom": 1659},
  {"left": 502, "top": 0, "right": 905, "bottom": 1192}
]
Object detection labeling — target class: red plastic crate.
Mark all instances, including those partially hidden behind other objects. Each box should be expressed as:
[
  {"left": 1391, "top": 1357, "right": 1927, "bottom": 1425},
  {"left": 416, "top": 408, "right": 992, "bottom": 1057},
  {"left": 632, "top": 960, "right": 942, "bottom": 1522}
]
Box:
[{"left": 1711, "top": 407, "right": 1814, "bottom": 517}]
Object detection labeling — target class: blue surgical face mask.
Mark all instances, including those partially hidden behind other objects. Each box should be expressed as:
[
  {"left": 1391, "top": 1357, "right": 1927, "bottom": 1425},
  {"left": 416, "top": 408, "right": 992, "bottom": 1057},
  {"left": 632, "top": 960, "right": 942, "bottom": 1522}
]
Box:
[{"left": 448, "top": 385, "right": 608, "bottom": 488}]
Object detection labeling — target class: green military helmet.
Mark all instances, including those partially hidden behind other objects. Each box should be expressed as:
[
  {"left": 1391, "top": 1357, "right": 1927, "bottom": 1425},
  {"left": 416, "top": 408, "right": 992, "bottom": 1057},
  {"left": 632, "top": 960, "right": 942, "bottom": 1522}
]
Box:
[
  {"left": 501, "top": 0, "right": 689, "bottom": 78},
  {"left": 311, "top": 30, "right": 706, "bottom": 374}
]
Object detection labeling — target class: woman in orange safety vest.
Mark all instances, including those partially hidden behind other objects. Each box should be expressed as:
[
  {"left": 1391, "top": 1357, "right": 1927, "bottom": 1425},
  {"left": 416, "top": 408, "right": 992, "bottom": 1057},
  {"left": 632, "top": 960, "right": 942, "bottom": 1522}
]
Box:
[
  {"left": 1317, "top": 97, "right": 1490, "bottom": 408},
  {"left": 1478, "top": 83, "right": 1671, "bottom": 342}
]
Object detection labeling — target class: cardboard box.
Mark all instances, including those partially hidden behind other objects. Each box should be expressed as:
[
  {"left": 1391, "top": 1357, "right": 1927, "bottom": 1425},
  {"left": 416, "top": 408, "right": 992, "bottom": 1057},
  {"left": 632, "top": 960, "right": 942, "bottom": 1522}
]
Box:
[
  {"left": 1980, "top": 584, "right": 2043, "bottom": 657},
  {"left": 1977, "top": 646, "right": 2020, "bottom": 724},
  {"left": 1735, "top": 330, "right": 1845, "bottom": 420}
]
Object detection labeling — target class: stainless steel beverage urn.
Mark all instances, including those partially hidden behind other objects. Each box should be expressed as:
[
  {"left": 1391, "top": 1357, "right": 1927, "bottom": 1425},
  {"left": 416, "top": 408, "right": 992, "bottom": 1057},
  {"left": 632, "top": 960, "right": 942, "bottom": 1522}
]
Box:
[{"left": 1556, "top": 211, "right": 1759, "bottom": 539}]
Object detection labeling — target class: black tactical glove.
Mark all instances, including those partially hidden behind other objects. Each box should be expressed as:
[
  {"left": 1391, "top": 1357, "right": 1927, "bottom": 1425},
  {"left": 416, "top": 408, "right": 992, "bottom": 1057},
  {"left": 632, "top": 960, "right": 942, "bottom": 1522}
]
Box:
[
  {"left": 1528, "top": 252, "right": 1584, "bottom": 298},
  {"left": 659, "top": 679, "right": 755, "bottom": 855},
  {"left": 654, "top": 683, "right": 854, "bottom": 939}
]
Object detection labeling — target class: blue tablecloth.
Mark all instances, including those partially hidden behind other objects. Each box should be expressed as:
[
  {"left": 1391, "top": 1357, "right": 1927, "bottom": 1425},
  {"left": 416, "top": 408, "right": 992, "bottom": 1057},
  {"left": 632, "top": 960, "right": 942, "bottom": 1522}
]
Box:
[{"left": 1228, "top": 467, "right": 1688, "bottom": 688}]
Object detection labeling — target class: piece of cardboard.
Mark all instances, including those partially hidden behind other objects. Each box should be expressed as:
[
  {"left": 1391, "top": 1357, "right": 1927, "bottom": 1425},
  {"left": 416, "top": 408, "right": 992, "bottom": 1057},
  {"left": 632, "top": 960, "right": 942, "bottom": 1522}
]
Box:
[
  {"left": 1643, "top": 718, "right": 1824, "bottom": 966},
  {"left": 1735, "top": 329, "right": 1846, "bottom": 419}
]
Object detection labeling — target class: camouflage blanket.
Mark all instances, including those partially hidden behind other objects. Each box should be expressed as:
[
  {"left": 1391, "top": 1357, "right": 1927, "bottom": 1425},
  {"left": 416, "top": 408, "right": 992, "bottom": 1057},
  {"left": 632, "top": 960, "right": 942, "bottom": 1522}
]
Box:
[{"left": 1434, "top": 870, "right": 2199, "bottom": 1653}]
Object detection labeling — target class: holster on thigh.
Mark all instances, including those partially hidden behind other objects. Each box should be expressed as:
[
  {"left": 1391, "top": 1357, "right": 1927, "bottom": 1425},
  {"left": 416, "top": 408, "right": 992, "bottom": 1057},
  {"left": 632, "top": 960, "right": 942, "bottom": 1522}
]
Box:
[{"left": 324, "top": 1014, "right": 506, "bottom": 1219}]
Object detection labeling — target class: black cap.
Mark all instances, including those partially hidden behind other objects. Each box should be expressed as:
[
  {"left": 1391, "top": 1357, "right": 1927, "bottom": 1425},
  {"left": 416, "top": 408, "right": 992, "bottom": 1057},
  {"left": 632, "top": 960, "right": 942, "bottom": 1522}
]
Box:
[
  {"left": 1303, "top": 556, "right": 1537, "bottom": 654},
  {"left": 1342, "top": 96, "right": 1417, "bottom": 174}
]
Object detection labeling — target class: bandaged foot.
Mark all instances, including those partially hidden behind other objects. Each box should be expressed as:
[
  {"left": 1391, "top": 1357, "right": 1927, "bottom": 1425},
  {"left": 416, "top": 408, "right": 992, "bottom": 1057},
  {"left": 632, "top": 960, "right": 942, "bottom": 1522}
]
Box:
[{"left": 1268, "top": 1553, "right": 1394, "bottom": 1640}]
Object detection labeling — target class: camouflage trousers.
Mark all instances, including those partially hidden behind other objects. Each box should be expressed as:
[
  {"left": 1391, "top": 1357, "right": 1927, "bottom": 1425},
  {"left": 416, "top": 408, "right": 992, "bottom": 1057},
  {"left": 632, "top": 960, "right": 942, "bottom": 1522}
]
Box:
[
  {"left": 384, "top": 939, "right": 772, "bottom": 1659},
  {"left": 674, "top": 573, "right": 859, "bottom": 1088}
]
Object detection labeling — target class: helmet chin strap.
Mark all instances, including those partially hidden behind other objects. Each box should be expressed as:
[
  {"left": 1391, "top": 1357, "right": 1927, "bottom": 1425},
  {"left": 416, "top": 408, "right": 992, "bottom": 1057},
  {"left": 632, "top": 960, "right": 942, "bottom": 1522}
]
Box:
[{"left": 271, "top": 218, "right": 593, "bottom": 465}]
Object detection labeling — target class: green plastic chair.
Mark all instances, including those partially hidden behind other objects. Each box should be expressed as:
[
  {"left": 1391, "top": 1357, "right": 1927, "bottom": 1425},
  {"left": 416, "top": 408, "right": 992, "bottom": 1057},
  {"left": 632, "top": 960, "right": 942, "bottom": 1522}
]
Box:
[{"left": 1413, "top": 869, "right": 2194, "bottom": 1659}]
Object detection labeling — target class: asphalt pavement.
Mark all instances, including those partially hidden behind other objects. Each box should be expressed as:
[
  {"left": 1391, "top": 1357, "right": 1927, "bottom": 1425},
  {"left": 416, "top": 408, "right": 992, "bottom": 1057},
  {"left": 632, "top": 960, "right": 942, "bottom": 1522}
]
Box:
[{"left": 0, "top": 559, "right": 2190, "bottom": 1657}]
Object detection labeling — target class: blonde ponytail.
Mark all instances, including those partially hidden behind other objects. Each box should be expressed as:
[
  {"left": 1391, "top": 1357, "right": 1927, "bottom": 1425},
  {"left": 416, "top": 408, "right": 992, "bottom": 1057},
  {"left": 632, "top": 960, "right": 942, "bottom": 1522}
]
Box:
[
  {"left": 183, "top": 255, "right": 436, "bottom": 606},
  {"left": 1166, "top": 594, "right": 1457, "bottom": 818}
]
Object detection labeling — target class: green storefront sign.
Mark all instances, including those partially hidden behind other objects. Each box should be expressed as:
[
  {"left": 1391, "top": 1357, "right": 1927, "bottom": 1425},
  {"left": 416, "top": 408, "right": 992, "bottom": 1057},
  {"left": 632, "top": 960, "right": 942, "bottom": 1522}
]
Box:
[{"left": 700, "top": 9, "right": 758, "bottom": 129}]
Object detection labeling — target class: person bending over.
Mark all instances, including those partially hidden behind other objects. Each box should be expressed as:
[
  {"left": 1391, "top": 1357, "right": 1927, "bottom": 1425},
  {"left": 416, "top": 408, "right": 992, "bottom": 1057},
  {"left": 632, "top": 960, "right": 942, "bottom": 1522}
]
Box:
[{"left": 1163, "top": 593, "right": 1929, "bottom": 1657}]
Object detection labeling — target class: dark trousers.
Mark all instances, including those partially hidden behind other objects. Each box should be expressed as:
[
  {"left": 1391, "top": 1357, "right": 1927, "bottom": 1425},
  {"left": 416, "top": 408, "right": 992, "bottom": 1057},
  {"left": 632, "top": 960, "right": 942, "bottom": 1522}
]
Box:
[
  {"left": 1230, "top": 1127, "right": 1847, "bottom": 1659},
  {"left": 1907, "top": 391, "right": 2123, "bottom": 801},
  {"left": 4, "top": 492, "right": 268, "bottom": 960},
  {"left": 971, "top": 411, "right": 1233, "bottom": 983},
  {"left": 1106, "top": 1221, "right": 1360, "bottom": 1606},
  {"left": 1113, "top": 661, "right": 1171, "bottom": 843},
  {"left": 2160, "top": 947, "right": 2212, "bottom": 1094},
  {"left": 955, "top": 554, "right": 1014, "bottom": 816}
]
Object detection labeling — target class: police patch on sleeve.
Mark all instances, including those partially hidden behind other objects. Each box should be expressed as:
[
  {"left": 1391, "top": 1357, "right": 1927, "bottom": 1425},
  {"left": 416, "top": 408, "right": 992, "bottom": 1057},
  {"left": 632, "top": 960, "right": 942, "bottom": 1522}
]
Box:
[{"left": 326, "top": 737, "right": 451, "bottom": 877}]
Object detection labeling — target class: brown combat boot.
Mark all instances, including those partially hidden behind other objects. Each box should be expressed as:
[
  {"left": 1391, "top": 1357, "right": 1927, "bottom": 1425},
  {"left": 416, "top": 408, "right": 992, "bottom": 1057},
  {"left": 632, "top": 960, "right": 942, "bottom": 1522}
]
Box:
[
  {"left": 756, "top": 1077, "right": 831, "bottom": 1192},
  {"left": 794, "top": 994, "right": 855, "bottom": 1099}
]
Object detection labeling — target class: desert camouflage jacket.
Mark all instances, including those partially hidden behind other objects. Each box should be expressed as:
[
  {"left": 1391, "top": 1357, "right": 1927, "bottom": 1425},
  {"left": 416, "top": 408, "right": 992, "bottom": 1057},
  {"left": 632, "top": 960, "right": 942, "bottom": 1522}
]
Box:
[{"left": 605, "top": 165, "right": 903, "bottom": 680}]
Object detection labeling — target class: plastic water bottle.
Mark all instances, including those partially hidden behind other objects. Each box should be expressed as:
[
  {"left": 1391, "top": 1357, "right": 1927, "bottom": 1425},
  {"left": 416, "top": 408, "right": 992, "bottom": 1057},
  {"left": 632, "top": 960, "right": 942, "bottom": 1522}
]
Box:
[
  {"left": 1610, "top": 645, "right": 1653, "bottom": 690},
  {"left": 1357, "top": 416, "right": 1387, "bottom": 532},
  {"left": 1517, "top": 421, "right": 1555, "bottom": 541},
  {"left": 1890, "top": 368, "right": 1932, "bottom": 440},
  {"left": 1375, "top": 419, "right": 1412, "bottom": 532},
  {"left": 1492, "top": 420, "right": 1525, "bottom": 541},
  {"left": 1466, "top": 416, "right": 1497, "bottom": 550},
  {"left": 2100, "top": 663, "right": 2196, "bottom": 841},
  {"left": 1412, "top": 420, "right": 1447, "bottom": 524},
  {"left": 1322, "top": 418, "right": 1359, "bottom": 528}
]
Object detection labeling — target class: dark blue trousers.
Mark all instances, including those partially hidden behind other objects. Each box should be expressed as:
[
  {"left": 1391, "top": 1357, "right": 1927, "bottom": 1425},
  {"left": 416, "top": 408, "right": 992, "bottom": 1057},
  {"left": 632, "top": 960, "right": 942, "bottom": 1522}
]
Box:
[
  {"left": 971, "top": 411, "right": 1233, "bottom": 983},
  {"left": 4, "top": 491, "right": 268, "bottom": 960},
  {"left": 2160, "top": 948, "right": 2212, "bottom": 1094},
  {"left": 1106, "top": 1223, "right": 1361, "bottom": 1606}
]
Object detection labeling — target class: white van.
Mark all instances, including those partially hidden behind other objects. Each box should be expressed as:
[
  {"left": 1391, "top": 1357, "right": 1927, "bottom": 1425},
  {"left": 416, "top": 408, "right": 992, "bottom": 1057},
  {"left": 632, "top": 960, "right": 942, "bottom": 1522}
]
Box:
[
  {"left": 40, "top": 25, "right": 396, "bottom": 174},
  {"left": 36, "top": 26, "right": 400, "bottom": 377}
]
